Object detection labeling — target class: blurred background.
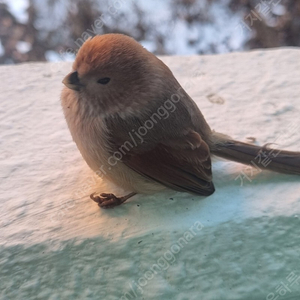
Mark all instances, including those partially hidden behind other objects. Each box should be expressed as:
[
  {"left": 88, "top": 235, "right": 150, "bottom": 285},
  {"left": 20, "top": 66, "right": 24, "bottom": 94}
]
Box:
[{"left": 0, "top": 0, "right": 299, "bottom": 64}]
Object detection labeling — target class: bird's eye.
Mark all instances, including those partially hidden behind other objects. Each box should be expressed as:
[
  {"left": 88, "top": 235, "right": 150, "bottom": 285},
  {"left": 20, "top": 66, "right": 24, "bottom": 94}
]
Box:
[{"left": 97, "top": 77, "right": 110, "bottom": 85}]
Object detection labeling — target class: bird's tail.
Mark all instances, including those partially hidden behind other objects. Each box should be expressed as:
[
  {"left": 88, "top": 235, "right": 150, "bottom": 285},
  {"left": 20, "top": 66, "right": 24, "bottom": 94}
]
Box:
[{"left": 209, "top": 132, "right": 300, "bottom": 175}]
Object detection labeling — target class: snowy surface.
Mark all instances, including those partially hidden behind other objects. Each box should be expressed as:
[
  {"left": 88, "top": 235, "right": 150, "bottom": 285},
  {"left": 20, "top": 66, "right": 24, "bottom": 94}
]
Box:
[{"left": 1, "top": 49, "right": 300, "bottom": 299}]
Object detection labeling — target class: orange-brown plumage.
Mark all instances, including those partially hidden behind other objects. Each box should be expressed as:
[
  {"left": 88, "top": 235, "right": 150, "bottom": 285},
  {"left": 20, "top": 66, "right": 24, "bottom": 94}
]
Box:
[{"left": 74, "top": 35, "right": 151, "bottom": 76}]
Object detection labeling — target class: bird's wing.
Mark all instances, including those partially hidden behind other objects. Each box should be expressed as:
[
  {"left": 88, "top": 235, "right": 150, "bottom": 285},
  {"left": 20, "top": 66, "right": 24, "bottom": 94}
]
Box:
[
  {"left": 122, "top": 130, "right": 214, "bottom": 195},
  {"left": 105, "top": 103, "right": 215, "bottom": 195}
]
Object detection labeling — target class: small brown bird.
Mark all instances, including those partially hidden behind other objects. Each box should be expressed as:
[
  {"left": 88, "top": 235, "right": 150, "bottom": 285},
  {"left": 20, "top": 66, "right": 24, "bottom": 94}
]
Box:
[{"left": 61, "top": 34, "right": 300, "bottom": 209}]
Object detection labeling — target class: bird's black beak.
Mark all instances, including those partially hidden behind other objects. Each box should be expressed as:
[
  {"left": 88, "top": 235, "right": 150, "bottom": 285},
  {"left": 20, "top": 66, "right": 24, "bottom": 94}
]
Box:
[{"left": 62, "top": 71, "right": 83, "bottom": 91}]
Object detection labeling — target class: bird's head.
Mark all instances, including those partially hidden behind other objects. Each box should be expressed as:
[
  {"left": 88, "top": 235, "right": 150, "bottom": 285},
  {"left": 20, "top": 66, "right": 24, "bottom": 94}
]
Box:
[{"left": 62, "top": 34, "right": 176, "bottom": 117}]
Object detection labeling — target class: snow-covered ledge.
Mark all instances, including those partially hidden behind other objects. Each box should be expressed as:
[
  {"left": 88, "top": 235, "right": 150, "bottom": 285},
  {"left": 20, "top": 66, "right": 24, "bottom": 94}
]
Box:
[{"left": 1, "top": 49, "right": 300, "bottom": 299}]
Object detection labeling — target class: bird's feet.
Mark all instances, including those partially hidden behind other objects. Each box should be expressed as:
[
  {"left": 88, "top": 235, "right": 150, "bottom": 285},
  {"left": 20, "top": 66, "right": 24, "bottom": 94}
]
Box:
[{"left": 90, "top": 192, "right": 136, "bottom": 209}]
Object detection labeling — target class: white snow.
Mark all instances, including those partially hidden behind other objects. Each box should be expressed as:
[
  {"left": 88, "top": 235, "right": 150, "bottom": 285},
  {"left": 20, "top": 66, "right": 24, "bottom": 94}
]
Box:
[
  {"left": 0, "top": 39, "right": 4, "bottom": 56},
  {"left": 1, "top": 49, "right": 300, "bottom": 299},
  {"left": 16, "top": 41, "right": 31, "bottom": 54},
  {"left": 2, "top": 0, "right": 29, "bottom": 23},
  {"left": 1, "top": 0, "right": 247, "bottom": 58}
]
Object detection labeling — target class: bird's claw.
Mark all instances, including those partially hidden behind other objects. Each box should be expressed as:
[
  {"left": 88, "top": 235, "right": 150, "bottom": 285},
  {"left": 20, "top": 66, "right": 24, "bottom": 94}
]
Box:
[{"left": 90, "top": 192, "right": 125, "bottom": 209}]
